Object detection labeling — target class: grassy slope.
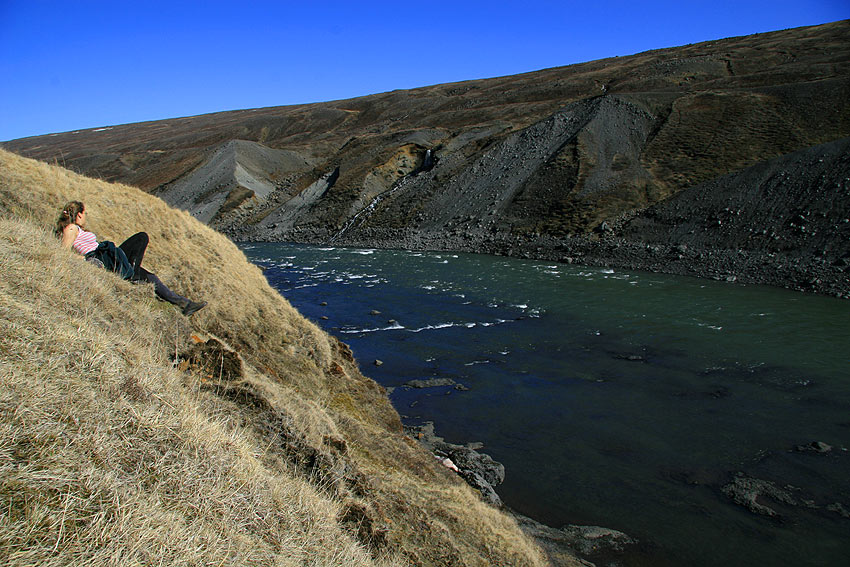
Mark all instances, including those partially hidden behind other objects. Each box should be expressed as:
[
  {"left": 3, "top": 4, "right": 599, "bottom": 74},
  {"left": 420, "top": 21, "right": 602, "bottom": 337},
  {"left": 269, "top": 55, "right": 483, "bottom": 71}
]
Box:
[{"left": 0, "top": 149, "right": 561, "bottom": 566}]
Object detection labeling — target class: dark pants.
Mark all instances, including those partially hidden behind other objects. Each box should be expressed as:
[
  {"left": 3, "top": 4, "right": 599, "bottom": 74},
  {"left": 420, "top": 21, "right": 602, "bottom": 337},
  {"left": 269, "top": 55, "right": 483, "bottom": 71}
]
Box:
[
  {"left": 118, "top": 232, "right": 188, "bottom": 307},
  {"left": 86, "top": 241, "right": 134, "bottom": 279},
  {"left": 119, "top": 232, "right": 148, "bottom": 280}
]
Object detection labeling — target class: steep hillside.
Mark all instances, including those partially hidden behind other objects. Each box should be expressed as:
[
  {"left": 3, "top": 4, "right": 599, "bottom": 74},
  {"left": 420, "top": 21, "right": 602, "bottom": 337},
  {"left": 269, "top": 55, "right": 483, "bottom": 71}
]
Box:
[
  {"left": 4, "top": 21, "right": 849, "bottom": 274},
  {"left": 329, "top": 136, "right": 850, "bottom": 299},
  {"left": 616, "top": 137, "right": 850, "bottom": 280},
  {"left": 0, "top": 149, "right": 568, "bottom": 566}
]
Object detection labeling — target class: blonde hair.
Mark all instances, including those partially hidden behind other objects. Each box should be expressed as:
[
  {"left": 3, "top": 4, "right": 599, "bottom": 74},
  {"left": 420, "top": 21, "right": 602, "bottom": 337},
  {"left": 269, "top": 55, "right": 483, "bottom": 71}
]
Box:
[{"left": 55, "top": 200, "right": 85, "bottom": 237}]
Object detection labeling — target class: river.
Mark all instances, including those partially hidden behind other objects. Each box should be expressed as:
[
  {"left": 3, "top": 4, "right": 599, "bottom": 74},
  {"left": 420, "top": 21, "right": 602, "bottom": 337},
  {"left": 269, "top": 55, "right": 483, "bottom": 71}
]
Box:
[{"left": 239, "top": 242, "right": 850, "bottom": 567}]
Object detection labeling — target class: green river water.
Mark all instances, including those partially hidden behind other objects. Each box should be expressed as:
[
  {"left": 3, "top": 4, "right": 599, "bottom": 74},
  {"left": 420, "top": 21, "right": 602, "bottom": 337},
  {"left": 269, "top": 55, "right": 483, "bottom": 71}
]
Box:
[{"left": 241, "top": 243, "right": 850, "bottom": 566}]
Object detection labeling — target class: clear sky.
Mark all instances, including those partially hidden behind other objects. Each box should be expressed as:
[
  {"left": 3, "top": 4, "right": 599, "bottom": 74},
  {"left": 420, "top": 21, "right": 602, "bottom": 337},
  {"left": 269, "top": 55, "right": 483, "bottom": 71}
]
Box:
[{"left": 1, "top": 0, "right": 847, "bottom": 141}]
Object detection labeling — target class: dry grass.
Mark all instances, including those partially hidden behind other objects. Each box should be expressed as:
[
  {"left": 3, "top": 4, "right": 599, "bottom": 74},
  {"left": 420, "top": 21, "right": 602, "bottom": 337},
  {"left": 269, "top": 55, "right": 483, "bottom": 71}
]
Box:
[
  {"left": 0, "top": 150, "right": 334, "bottom": 392},
  {"left": 0, "top": 219, "right": 392, "bottom": 566},
  {"left": 0, "top": 149, "right": 554, "bottom": 566}
]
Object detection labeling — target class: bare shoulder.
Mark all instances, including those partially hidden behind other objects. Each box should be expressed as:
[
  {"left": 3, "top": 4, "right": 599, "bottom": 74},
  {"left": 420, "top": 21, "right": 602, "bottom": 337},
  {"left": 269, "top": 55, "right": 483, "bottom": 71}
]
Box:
[{"left": 61, "top": 223, "right": 79, "bottom": 247}]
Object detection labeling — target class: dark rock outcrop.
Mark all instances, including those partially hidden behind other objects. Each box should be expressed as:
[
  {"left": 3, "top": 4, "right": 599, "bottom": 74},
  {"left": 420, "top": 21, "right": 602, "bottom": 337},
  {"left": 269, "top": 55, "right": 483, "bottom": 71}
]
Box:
[
  {"left": 513, "top": 513, "right": 636, "bottom": 567},
  {"left": 404, "top": 421, "right": 505, "bottom": 507}
]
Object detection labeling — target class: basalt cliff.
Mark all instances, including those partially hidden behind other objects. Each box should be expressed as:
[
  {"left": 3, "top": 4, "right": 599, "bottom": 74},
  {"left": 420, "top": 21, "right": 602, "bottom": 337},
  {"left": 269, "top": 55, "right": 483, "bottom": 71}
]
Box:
[{"left": 5, "top": 20, "right": 850, "bottom": 296}]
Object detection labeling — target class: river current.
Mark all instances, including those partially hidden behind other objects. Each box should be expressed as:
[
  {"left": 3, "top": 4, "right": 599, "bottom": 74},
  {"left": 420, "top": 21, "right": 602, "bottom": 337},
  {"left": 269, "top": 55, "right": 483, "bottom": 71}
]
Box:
[{"left": 239, "top": 242, "right": 850, "bottom": 567}]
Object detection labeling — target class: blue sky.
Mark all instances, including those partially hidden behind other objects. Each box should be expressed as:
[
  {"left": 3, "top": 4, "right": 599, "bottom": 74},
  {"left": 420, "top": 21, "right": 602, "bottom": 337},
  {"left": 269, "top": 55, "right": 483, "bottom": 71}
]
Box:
[{"left": 1, "top": 0, "right": 847, "bottom": 141}]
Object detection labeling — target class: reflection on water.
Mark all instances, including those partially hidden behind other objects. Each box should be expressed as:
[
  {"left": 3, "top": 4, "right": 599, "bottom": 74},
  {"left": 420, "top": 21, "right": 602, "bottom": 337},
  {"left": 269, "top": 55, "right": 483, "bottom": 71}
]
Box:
[{"left": 241, "top": 242, "right": 850, "bottom": 567}]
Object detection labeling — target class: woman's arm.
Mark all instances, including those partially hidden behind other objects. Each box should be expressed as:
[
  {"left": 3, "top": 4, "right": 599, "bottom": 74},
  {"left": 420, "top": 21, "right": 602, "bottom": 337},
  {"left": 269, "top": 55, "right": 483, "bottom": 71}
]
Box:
[{"left": 61, "top": 224, "right": 79, "bottom": 250}]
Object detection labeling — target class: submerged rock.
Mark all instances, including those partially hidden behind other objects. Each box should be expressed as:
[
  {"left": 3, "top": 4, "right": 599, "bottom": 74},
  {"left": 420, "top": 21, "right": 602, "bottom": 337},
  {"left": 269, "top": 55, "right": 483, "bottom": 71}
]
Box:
[
  {"left": 404, "top": 378, "right": 461, "bottom": 389},
  {"left": 561, "top": 525, "right": 637, "bottom": 556},
  {"left": 827, "top": 502, "right": 850, "bottom": 519},
  {"left": 722, "top": 473, "right": 797, "bottom": 517},
  {"left": 512, "top": 512, "right": 636, "bottom": 566},
  {"left": 794, "top": 440, "right": 833, "bottom": 453}
]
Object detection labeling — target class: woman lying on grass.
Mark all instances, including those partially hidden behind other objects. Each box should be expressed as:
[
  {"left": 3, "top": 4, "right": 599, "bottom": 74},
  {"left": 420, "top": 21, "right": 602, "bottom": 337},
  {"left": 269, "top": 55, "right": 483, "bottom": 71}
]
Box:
[{"left": 56, "top": 200, "right": 207, "bottom": 316}]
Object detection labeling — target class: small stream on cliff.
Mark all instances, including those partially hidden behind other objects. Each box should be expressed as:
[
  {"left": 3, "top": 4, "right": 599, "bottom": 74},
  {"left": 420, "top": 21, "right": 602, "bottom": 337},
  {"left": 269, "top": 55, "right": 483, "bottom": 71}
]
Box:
[{"left": 240, "top": 242, "right": 850, "bottom": 567}]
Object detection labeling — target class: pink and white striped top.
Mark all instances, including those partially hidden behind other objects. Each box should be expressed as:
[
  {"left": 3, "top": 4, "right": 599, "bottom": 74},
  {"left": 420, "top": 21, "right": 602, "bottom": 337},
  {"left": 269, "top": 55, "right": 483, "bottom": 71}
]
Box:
[{"left": 72, "top": 225, "right": 98, "bottom": 255}]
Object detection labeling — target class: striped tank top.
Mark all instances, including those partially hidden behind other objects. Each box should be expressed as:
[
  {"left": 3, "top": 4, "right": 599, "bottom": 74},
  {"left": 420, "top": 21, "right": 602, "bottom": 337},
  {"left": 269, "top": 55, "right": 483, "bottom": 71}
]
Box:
[{"left": 72, "top": 225, "right": 99, "bottom": 255}]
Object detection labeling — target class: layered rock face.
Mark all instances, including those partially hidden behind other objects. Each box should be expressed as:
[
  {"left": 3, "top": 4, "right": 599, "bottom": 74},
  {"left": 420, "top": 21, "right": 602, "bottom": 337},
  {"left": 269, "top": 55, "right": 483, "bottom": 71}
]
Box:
[{"left": 5, "top": 21, "right": 850, "bottom": 294}]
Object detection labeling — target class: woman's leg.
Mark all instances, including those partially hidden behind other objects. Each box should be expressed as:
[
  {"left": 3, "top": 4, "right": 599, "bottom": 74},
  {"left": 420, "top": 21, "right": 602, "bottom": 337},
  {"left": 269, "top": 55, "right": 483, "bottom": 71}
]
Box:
[
  {"left": 119, "top": 232, "right": 149, "bottom": 280},
  {"left": 137, "top": 267, "right": 206, "bottom": 316},
  {"left": 136, "top": 266, "right": 186, "bottom": 305}
]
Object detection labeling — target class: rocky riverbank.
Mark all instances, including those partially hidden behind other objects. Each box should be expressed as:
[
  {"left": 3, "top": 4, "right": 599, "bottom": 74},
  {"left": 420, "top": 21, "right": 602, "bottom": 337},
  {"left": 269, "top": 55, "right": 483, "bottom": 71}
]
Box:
[
  {"left": 334, "top": 228, "right": 849, "bottom": 299},
  {"left": 243, "top": 136, "right": 850, "bottom": 300},
  {"left": 404, "top": 422, "right": 638, "bottom": 567}
]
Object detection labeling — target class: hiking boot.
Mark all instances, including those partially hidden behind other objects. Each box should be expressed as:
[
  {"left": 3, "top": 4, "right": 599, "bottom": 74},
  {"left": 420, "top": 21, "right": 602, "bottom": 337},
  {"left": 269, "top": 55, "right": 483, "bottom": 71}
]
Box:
[{"left": 182, "top": 300, "right": 207, "bottom": 317}]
